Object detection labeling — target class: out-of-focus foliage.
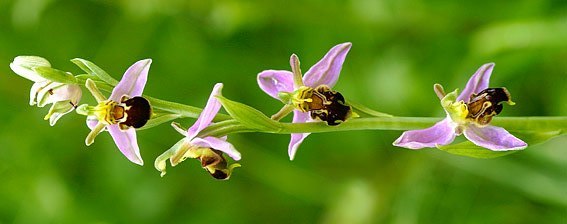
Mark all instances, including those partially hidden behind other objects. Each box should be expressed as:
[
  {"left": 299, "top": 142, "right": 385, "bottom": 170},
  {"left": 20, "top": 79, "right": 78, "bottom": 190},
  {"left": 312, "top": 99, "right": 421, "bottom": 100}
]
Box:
[{"left": 0, "top": 0, "right": 565, "bottom": 223}]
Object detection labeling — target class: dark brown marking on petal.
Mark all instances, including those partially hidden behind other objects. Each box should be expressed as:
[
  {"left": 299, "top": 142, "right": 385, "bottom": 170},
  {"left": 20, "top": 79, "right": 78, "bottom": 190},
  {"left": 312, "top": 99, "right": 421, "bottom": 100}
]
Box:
[
  {"left": 200, "top": 156, "right": 218, "bottom": 167},
  {"left": 309, "top": 85, "right": 352, "bottom": 126},
  {"left": 199, "top": 149, "right": 223, "bottom": 167},
  {"left": 120, "top": 96, "right": 152, "bottom": 128},
  {"left": 210, "top": 169, "right": 229, "bottom": 180},
  {"left": 198, "top": 149, "right": 231, "bottom": 180},
  {"left": 466, "top": 87, "right": 512, "bottom": 126}
]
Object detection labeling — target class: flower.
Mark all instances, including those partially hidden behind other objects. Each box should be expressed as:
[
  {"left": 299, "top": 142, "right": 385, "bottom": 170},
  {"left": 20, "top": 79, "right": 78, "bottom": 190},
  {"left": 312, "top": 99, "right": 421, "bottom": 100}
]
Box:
[
  {"left": 393, "top": 63, "right": 527, "bottom": 151},
  {"left": 257, "top": 42, "right": 353, "bottom": 160},
  {"left": 10, "top": 56, "right": 82, "bottom": 126},
  {"left": 77, "top": 59, "right": 153, "bottom": 165},
  {"left": 154, "top": 83, "right": 241, "bottom": 179}
]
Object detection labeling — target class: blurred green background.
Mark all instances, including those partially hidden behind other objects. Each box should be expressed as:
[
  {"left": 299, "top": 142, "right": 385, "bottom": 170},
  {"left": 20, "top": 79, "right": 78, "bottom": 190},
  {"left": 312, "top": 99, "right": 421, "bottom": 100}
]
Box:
[{"left": 1, "top": 0, "right": 566, "bottom": 223}]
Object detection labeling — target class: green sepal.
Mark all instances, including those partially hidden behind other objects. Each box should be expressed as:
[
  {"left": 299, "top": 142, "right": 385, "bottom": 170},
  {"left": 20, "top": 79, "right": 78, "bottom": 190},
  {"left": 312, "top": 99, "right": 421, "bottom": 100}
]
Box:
[
  {"left": 33, "top": 67, "right": 78, "bottom": 84},
  {"left": 216, "top": 96, "right": 282, "bottom": 132},
  {"left": 71, "top": 58, "right": 118, "bottom": 86},
  {"left": 155, "top": 138, "right": 187, "bottom": 177},
  {"left": 437, "top": 130, "right": 564, "bottom": 159}
]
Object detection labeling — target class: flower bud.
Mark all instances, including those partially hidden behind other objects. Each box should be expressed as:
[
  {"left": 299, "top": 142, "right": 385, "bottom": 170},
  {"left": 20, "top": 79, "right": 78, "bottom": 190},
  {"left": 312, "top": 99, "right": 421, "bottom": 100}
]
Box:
[{"left": 10, "top": 56, "right": 51, "bottom": 82}]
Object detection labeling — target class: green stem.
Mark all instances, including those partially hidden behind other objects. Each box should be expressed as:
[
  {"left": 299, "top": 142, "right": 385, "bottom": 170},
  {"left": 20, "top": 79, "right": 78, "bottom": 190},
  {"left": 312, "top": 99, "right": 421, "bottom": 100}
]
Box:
[
  {"left": 279, "top": 116, "right": 567, "bottom": 134},
  {"left": 279, "top": 117, "right": 439, "bottom": 133},
  {"left": 200, "top": 116, "right": 567, "bottom": 137},
  {"left": 491, "top": 117, "right": 567, "bottom": 132},
  {"left": 73, "top": 73, "right": 567, "bottom": 137}
]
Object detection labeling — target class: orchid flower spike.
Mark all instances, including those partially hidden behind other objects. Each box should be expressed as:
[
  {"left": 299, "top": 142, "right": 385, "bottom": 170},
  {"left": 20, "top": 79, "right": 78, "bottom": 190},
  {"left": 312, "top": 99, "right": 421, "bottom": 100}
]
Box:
[
  {"left": 257, "top": 42, "right": 353, "bottom": 160},
  {"left": 393, "top": 63, "right": 527, "bottom": 151},
  {"left": 155, "top": 83, "right": 241, "bottom": 179},
  {"left": 10, "top": 56, "right": 82, "bottom": 126},
  {"left": 76, "top": 59, "right": 152, "bottom": 165}
]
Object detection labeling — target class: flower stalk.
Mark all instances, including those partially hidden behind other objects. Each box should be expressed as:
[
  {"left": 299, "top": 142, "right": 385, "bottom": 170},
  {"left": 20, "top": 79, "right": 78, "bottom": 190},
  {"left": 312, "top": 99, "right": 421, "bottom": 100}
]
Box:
[
  {"left": 197, "top": 116, "right": 567, "bottom": 138},
  {"left": 9, "top": 49, "right": 566, "bottom": 180}
]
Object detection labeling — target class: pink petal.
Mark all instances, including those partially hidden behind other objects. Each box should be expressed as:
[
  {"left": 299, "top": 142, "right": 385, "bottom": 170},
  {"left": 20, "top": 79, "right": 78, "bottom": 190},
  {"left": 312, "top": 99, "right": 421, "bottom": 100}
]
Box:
[
  {"left": 463, "top": 125, "right": 527, "bottom": 151},
  {"left": 302, "top": 42, "right": 352, "bottom": 88},
  {"left": 257, "top": 70, "right": 295, "bottom": 99},
  {"left": 187, "top": 83, "right": 223, "bottom": 139},
  {"left": 109, "top": 59, "right": 152, "bottom": 101},
  {"left": 393, "top": 119, "right": 457, "bottom": 149},
  {"left": 457, "top": 63, "right": 494, "bottom": 102},
  {"left": 288, "top": 110, "right": 312, "bottom": 160},
  {"left": 191, "top": 136, "right": 241, "bottom": 161},
  {"left": 108, "top": 125, "right": 143, "bottom": 165}
]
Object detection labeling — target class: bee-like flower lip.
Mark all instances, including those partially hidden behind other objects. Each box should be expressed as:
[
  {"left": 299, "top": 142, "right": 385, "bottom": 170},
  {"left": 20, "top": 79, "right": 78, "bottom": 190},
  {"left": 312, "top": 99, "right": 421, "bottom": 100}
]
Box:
[
  {"left": 468, "top": 88, "right": 511, "bottom": 106},
  {"left": 121, "top": 96, "right": 152, "bottom": 128},
  {"left": 210, "top": 169, "right": 229, "bottom": 180},
  {"left": 309, "top": 85, "right": 352, "bottom": 126},
  {"left": 198, "top": 148, "right": 232, "bottom": 179},
  {"left": 466, "top": 87, "right": 513, "bottom": 126}
]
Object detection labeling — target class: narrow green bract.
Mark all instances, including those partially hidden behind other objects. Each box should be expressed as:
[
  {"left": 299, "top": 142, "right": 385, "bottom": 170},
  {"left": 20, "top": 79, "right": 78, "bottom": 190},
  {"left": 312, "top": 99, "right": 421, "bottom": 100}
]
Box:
[
  {"left": 71, "top": 58, "right": 119, "bottom": 85},
  {"left": 216, "top": 95, "right": 282, "bottom": 132},
  {"left": 32, "top": 67, "right": 78, "bottom": 84}
]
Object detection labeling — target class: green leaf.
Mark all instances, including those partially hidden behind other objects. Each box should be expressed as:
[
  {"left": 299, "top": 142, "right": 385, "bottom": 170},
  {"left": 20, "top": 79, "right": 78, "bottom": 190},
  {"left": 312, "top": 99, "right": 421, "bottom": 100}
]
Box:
[
  {"left": 70, "top": 58, "right": 118, "bottom": 85},
  {"left": 216, "top": 96, "right": 282, "bottom": 132},
  {"left": 32, "top": 67, "right": 78, "bottom": 84},
  {"left": 438, "top": 130, "right": 564, "bottom": 159},
  {"left": 437, "top": 142, "right": 517, "bottom": 159}
]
